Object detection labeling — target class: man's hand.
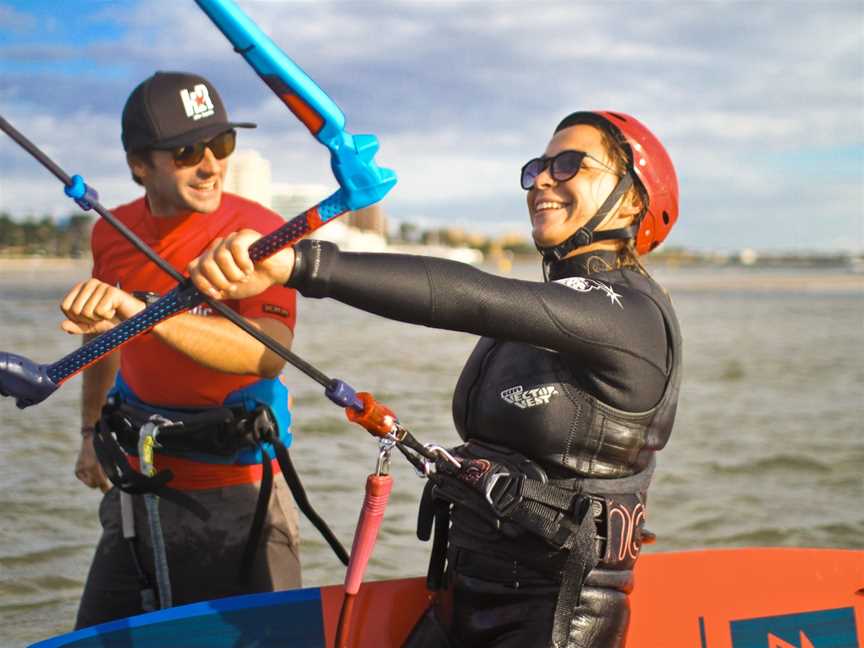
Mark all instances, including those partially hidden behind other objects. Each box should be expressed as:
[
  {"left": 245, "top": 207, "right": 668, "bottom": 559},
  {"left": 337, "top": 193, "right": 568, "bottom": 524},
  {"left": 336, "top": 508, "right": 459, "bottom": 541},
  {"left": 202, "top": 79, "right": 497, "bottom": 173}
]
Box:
[
  {"left": 75, "top": 432, "right": 110, "bottom": 493},
  {"left": 60, "top": 279, "right": 146, "bottom": 335},
  {"left": 188, "top": 229, "right": 295, "bottom": 300}
]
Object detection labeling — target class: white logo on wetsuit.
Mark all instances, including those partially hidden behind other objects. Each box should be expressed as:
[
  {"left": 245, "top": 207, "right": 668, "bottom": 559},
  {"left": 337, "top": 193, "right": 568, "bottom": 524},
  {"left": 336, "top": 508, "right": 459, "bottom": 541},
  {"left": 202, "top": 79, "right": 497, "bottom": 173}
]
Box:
[
  {"left": 555, "top": 277, "right": 623, "bottom": 308},
  {"left": 500, "top": 384, "right": 559, "bottom": 409}
]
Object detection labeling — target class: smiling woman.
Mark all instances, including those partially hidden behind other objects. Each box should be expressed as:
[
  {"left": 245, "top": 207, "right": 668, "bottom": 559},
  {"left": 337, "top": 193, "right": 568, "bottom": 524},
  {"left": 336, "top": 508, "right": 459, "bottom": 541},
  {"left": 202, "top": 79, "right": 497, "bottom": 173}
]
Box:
[{"left": 186, "top": 110, "right": 682, "bottom": 647}]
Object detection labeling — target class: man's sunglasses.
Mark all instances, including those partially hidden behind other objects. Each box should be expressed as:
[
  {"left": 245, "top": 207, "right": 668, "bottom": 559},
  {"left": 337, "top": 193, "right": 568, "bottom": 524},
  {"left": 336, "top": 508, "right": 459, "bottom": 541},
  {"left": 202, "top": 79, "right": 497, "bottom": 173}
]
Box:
[
  {"left": 520, "top": 150, "right": 618, "bottom": 190},
  {"left": 170, "top": 129, "right": 237, "bottom": 168}
]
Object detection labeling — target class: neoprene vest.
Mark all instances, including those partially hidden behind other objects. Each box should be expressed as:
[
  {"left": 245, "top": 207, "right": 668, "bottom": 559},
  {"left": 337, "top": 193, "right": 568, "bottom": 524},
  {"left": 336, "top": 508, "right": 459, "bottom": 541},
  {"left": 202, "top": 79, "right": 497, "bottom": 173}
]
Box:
[
  {"left": 447, "top": 267, "right": 681, "bottom": 580},
  {"left": 453, "top": 267, "right": 680, "bottom": 481}
]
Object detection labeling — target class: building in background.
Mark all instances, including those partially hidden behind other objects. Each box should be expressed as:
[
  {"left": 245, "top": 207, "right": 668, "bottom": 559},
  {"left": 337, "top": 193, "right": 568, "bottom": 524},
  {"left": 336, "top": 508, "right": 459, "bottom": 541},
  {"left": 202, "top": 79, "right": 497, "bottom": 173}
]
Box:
[
  {"left": 224, "top": 149, "right": 272, "bottom": 208},
  {"left": 347, "top": 204, "right": 387, "bottom": 237},
  {"left": 228, "top": 153, "right": 480, "bottom": 262},
  {"left": 271, "top": 183, "right": 331, "bottom": 219}
]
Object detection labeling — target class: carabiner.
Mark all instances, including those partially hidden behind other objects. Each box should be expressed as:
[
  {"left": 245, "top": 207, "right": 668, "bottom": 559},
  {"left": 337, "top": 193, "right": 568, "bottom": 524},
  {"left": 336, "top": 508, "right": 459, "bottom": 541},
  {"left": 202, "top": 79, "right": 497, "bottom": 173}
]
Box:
[{"left": 376, "top": 436, "right": 395, "bottom": 476}]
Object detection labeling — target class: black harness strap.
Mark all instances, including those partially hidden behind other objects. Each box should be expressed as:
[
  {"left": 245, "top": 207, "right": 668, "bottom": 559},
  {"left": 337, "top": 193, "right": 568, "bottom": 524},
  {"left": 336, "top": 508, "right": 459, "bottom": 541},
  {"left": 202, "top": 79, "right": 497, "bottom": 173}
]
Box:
[
  {"left": 418, "top": 483, "right": 451, "bottom": 590},
  {"left": 271, "top": 437, "right": 350, "bottom": 565},
  {"left": 551, "top": 499, "right": 600, "bottom": 648},
  {"left": 238, "top": 440, "right": 274, "bottom": 584},
  {"left": 230, "top": 406, "right": 350, "bottom": 575},
  {"left": 96, "top": 398, "right": 350, "bottom": 586},
  {"left": 92, "top": 422, "right": 210, "bottom": 521},
  {"left": 420, "top": 443, "right": 658, "bottom": 645}
]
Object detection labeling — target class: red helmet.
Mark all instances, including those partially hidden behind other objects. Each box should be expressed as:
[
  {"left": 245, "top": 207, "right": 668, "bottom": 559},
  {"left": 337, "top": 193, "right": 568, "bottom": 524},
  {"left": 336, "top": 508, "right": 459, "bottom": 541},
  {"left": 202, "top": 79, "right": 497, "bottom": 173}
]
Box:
[{"left": 595, "top": 111, "right": 679, "bottom": 255}]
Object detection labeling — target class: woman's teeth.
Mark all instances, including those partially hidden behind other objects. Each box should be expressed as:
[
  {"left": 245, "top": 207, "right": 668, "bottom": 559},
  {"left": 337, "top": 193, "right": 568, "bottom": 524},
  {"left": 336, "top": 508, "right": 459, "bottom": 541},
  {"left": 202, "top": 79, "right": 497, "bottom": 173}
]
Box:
[{"left": 535, "top": 201, "right": 566, "bottom": 212}]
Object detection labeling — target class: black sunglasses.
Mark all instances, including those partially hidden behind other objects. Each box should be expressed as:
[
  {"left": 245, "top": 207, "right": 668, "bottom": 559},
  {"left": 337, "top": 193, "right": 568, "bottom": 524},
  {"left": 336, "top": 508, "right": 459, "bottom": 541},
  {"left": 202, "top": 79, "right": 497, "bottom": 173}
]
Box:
[
  {"left": 520, "top": 149, "right": 617, "bottom": 190},
  {"left": 170, "top": 129, "right": 237, "bottom": 168}
]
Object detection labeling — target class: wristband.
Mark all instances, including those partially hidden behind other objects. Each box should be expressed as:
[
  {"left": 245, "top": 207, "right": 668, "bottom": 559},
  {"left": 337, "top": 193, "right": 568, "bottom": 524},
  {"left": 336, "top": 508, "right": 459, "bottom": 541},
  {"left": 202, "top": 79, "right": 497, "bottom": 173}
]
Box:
[{"left": 80, "top": 424, "right": 96, "bottom": 437}]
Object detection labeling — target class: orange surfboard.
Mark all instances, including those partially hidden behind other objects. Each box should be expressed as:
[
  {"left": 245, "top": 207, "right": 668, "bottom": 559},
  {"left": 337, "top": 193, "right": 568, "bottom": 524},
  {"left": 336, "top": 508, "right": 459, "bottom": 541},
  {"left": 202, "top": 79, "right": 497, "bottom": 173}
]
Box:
[
  {"left": 319, "top": 548, "right": 864, "bottom": 647},
  {"left": 32, "top": 548, "right": 863, "bottom": 647}
]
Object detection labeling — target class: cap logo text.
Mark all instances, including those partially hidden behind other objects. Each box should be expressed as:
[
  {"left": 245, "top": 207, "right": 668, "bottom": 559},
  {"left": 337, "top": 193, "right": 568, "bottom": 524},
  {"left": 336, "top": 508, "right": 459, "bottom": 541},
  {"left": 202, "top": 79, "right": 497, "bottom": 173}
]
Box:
[{"left": 180, "top": 84, "right": 215, "bottom": 121}]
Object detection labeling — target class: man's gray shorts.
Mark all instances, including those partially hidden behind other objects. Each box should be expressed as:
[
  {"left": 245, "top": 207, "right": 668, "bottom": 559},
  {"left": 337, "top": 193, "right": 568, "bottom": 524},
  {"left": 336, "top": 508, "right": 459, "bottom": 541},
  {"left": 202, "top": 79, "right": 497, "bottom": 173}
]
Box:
[{"left": 75, "top": 476, "right": 301, "bottom": 629}]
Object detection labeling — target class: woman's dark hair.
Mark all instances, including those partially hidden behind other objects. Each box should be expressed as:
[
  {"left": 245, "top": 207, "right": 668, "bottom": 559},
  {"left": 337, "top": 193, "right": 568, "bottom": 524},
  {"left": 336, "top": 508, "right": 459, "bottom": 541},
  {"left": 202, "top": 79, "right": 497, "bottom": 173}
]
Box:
[
  {"left": 126, "top": 149, "right": 153, "bottom": 186},
  {"left": 554, "top": 112, "right": 650, "bottom": 275}
]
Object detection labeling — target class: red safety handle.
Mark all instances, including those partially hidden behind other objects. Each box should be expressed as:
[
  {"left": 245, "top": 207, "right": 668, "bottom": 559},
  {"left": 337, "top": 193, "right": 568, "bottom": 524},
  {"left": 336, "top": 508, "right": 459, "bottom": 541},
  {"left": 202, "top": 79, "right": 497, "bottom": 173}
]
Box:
[
  {"left": 334, "top": 473, "right": 393, "bottom": 648},
  {"left": 345, "top": 474, "right": 393, "bottom": 594}
]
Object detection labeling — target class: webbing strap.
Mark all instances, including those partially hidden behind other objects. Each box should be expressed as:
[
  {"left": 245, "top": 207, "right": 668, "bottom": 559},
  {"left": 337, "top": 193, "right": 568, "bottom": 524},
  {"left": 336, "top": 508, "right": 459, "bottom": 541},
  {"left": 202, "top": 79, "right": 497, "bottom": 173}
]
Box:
[
  {"left": 508, "top": 496, "right": 581, "bottom": 550},
  {"left": 550, "top": 500, "right": 599, "bottom": 647},
  {"left": 519, "top": 478, "right": 582, "bottom": 511},
  {"left": 427, "top": 498, "right": 451, "bottom": 590},
  {"left": 238, "top": 441, "right": 274, "bottom": 585},
  {"left": 119, "top": 491, "right": 157, "bottom": 612},
  {"left": 272, "top": 439, "right": 350, "bottom": 565}
]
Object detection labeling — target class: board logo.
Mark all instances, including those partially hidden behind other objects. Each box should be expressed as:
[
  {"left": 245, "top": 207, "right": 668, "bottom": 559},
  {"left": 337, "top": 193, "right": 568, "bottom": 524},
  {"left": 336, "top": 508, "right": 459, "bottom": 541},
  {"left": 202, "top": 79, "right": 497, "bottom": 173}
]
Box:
[{"left": 729, "top": 607, "right": 857, "bottom": 648}]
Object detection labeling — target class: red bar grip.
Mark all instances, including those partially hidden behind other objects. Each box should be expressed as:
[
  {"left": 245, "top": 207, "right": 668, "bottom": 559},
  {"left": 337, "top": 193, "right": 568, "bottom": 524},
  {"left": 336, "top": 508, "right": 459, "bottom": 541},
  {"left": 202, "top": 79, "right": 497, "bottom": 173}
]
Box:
[{"left": 344, "top": 474, "right": 393, "bottom": 595}]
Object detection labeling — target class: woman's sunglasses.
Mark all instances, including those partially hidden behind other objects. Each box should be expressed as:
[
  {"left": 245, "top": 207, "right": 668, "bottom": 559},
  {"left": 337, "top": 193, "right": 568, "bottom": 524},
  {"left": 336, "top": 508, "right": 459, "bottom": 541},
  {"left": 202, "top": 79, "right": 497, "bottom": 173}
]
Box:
[
  {"left": 520, "top": 150, "right": 617, "bottom": 190},
  {"left": 170, "top": 129, "right": 237, "bottom": 168}
]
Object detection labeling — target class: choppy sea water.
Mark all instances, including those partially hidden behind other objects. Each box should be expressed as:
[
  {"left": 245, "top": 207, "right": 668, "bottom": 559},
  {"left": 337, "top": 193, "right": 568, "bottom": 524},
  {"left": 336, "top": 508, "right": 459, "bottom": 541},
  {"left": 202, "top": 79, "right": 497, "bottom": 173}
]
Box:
[{"left": 0, "top": 258, "right": 862, "bottom": 646}]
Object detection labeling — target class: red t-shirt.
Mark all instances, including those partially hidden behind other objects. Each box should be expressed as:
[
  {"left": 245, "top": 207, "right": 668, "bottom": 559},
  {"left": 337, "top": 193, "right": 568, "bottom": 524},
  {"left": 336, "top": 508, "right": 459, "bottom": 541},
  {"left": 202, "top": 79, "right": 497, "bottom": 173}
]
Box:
[{"left": 92, "top": 193, "right": 297, "bottom": 408}]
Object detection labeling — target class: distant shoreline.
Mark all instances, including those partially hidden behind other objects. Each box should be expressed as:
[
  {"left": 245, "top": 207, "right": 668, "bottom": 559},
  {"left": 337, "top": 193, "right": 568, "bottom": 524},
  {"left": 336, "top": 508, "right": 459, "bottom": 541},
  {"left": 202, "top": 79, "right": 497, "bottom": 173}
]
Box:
[
  {"left": 656, "top": 272, "right": 864, "bottom": 293},
  {"left": 0, "top": 256, "right": 90, "bottom": 270},
  {"left": 0, "top": 256, "right": 861, "bottom": 293}
]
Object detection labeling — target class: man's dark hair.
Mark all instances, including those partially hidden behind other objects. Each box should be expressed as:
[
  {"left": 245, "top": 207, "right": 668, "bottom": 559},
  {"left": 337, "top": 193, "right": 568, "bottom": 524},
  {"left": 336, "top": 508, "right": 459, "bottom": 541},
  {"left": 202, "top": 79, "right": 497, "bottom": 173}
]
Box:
[{"left": 127, "top": 150, "right": 153, "bottom": 186}]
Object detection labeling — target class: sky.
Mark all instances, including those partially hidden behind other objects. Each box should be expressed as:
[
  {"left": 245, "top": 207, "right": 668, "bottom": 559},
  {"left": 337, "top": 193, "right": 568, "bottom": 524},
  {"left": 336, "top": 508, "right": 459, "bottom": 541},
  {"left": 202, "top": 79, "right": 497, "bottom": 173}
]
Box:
[{"left": 1, "top": 0, "right": 862, "bottom": 253}]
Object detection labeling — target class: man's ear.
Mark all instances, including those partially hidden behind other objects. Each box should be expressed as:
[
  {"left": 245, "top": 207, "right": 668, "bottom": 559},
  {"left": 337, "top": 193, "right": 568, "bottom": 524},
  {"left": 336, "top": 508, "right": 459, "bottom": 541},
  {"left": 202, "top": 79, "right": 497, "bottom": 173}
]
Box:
[{"left": 127, "top": 151, "right": 151, "bottom": 184}]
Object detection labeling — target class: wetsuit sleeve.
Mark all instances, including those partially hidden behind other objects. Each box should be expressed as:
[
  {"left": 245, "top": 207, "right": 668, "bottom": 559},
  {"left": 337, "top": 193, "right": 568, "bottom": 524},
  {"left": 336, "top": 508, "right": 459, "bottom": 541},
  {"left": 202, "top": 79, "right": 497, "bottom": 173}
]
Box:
[{"left": 288, "top": 240, "right": 668, "bottom": 372}]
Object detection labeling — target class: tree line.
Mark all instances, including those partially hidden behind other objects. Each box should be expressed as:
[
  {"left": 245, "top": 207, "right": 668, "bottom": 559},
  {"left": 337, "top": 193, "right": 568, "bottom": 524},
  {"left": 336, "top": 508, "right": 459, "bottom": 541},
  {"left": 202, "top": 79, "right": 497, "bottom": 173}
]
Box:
[{"left": 0, "top": 213, "right": 93, "bottom": 257}]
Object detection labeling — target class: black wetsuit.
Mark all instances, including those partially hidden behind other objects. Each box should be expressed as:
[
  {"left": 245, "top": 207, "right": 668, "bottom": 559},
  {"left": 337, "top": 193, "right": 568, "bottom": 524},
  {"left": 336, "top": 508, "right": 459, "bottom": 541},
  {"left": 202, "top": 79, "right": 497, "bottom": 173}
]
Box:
[{"left": 288, "top": 240, "right": 682, "bottom": 648}]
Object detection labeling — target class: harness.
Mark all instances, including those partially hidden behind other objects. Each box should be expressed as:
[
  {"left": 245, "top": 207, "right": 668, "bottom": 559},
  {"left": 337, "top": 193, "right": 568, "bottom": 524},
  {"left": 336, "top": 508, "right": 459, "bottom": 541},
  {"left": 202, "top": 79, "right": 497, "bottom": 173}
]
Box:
[
  {"left": 417, "top": 440, "right": 654, "bottom": 647},
  {"left": 93, "top": 376, "right": 348, "bottom": 607}
]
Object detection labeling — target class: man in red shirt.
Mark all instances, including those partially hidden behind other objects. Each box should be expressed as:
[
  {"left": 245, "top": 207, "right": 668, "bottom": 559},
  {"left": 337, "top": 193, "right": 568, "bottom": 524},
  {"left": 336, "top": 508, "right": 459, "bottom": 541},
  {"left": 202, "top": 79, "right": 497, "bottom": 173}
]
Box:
[{"left": 60, "top": 71, "right": 301, "bottom": 628}]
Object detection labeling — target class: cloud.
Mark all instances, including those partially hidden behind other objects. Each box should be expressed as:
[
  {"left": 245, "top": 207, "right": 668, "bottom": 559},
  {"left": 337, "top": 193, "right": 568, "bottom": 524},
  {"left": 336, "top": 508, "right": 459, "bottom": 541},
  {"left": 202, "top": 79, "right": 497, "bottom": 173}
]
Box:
[
  {"left": 0, "top": 0, "right": 862, "bottom": 252},
  {"left": 0, "top": 4, "right": 38, "bottom": 33}
]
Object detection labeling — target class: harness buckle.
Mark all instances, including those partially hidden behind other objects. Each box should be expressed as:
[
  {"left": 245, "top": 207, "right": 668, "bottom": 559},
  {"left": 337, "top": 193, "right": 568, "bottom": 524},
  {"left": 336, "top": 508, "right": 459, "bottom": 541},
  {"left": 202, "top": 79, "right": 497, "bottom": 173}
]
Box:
[
  {"left": 484, "top": 471, "right": 524, "bottom": 517},
  {"left": 250, "top": 406, "right": 277, "bottom": 442},
  {"left": 138, "top": 415, "right": 178, "bottom": 477}
]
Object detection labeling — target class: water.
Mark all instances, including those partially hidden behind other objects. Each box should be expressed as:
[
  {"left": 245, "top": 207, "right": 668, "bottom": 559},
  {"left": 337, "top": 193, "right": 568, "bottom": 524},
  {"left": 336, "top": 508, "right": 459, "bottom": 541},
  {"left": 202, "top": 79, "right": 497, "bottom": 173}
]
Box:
[{"left": 0, "top": 259, "right": 862, "bottom": 646}]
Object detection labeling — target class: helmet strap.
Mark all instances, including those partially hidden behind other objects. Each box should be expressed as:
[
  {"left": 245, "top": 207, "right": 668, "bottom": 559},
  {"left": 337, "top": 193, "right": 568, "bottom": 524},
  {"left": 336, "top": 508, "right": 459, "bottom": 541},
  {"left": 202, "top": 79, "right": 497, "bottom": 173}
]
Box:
[{"left": 536, "top": 173, "right": 634, "bottom": 263}]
